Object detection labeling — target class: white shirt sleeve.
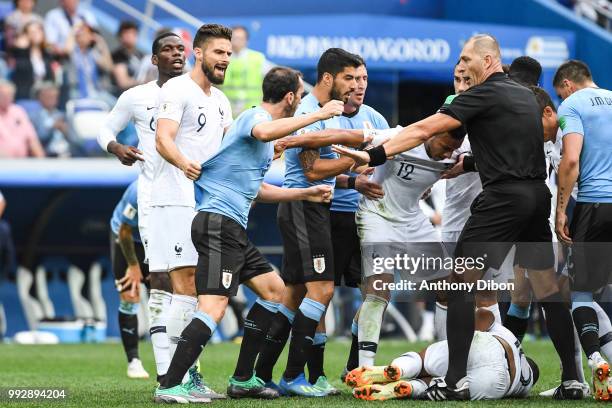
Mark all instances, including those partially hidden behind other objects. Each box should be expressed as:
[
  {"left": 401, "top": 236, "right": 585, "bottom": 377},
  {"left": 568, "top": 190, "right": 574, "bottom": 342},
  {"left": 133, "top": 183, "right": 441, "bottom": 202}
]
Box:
[
  {"left": 98, "top": 89, "right": 134, "bottom": 151},
  {"left": 221, "top": 92, "right": 233, "bottom": 129},
  {"left": 157, "top": 81, "right": 186, "bottom": 124}
]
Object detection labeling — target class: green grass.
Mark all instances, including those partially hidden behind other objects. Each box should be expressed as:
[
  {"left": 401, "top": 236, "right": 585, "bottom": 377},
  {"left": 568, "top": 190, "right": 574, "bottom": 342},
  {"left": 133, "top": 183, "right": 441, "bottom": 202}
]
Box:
[{"left": 0, "top": 339, "right": 598, "bottom": 407}]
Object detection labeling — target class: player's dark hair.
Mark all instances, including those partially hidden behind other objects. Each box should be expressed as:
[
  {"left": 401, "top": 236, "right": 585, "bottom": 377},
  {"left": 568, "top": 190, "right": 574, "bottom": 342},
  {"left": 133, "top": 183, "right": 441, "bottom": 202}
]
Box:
[
  {"left": 316, "top": 48, "right": 363, "bottom": 83},
  {"left": 193, "top": 23, "right": 232, "bottom": 50},
  {"left": 232, "top": 25, "right": 249, "bottom": 39},
  {"left": 117, "top": 20, "right": 138, "bottom": 36},
  {"left": 509, "top": 56, "right": 542, "bottom": 87},
  {"left": 526, "top": 357, "right": 540, "bottom": 385},
  {"left": 263, "top": 67, "right": 302, "bottom": 104},
  {"left": 449, "top": 126, "right": 467, "bottom": 140},
  {"left": 354, "top": 53, "right": 366, "bottom": 68},
  {"left": 553, "top": 59, "right": 592, "bottom": 87},
  {"left": 530, "top": 86, "right": 557, "bottom": 115},
  {"left": 152, "top": 31, "right": 180, "bottom": 55},
  {"left": 502, "top": 64, "right": 510, "bottom": 74}
]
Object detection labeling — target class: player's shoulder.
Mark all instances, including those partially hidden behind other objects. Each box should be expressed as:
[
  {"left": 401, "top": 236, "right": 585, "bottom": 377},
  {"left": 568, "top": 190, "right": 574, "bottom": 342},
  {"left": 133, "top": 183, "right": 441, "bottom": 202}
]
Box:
[
  {"left": 360, "top": 104, "right": 384, "bottom": 118},
  {"left": 123, "top": 80, "right": 159, "bottom": 99},
  {"left": 211, "top": 86, "right": 231, "bottom": 103},
  {"left": 161, "top": 73, "right": 190, "bottom": 90}
]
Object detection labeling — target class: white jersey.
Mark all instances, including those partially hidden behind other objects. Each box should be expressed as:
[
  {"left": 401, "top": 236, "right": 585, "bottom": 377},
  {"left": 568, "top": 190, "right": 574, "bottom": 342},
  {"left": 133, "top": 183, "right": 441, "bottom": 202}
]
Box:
[
  {"left": 98, "top": 80, "right": 162, "bottom": 207},
  {"left": 441, "top": 137, "right": 482, "bottom": 234},
  {"left": 152, "top": 73, "right": 232, "bottom": 207},
  {"left": 544, "top": 129, "right": 578, "bottom": 199},
  {"left": 488, "top": 322, "right": 534, "bottom": 398},
  {"left": 358, "top": 144, "right": 454, "bottom": 223}
]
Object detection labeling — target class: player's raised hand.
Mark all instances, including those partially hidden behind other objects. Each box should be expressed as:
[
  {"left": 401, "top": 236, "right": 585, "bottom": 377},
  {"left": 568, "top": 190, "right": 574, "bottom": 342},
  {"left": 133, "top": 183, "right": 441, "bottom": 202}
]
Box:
[
  {"left": 181, "top": 160, "right": 202, "bottom": 180},
  {"left": 318, "top": 100, "right": 344, "bottom": 120},
  {"left": 108, "top": 142, "right": 144, "bottom": 166},
  {"left": 332, "top": 144, "right": 370, "bottom": 168},
  {"left": 355, "top": 168, "right": 384, "bottom": 200},
  {"left": 555, "top": 211, "right": 572, "bottom": 244},
  {"left": 303, "top": 185, "right": 333, "bottom": 203}
]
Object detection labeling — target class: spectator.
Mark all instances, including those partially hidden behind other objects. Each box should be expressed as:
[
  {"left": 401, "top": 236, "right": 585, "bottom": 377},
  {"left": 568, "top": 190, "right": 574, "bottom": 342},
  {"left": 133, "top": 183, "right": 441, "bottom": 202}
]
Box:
[
  {"left": 30, "top": 82, "right": 72, "bottom": 157},
  {"left": 111, "top": 21, "right": 143, "bottom": 95},
  {"left": 0, "top": 80, "right": 44, "bottom": 157},
  {"left": 9, "top": 21, "right": 56, "bottom": 100},
  {"left": 0, "top": 190, "right": 17, "bottom": 280},
  {"left": 4, "top": 0, "right": 43, "bottom": 48},
  {"left": 44, "top": 0, "right": 97, "bottom": 58},
  {"left": 221, "top": 25, "right": 274, "bottom": 116},
  {"left": 65, "top": 22, "right": 114, "bottom": 106}
]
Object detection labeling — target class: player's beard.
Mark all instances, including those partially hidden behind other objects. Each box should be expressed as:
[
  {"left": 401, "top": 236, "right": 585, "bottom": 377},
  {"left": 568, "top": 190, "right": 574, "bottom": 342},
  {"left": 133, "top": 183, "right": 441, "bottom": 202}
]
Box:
[
  {"left": 202, "top": 60, "right": 225, "bottom": 85},
  {"left": 330, "top": 81, "right": 350, "bottom": 103}
]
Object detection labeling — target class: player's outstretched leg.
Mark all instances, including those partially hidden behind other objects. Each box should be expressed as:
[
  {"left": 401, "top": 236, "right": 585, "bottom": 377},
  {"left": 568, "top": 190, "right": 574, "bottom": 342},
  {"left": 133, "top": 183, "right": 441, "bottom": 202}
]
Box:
[{"left": 353, "top": 379, "right": 427, "bottom": 401}]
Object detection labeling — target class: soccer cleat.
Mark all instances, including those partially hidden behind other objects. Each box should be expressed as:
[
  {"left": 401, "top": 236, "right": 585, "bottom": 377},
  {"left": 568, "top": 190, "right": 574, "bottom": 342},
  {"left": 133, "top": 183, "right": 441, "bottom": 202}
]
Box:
[
  {"left": 154, "top": 384, "right": 211, "bottom": 404},
  {"left": 383, "top": 364, "right": 402, "bottom": 382},
  {"left": 549, "top": 380, "right": 587, "bottom": 400},
  {"left": 345, "top": 366, "right": 387, "bottom": 388},
  {"left": 127, "top": 358, "right": 150, "bottom": 379},
  {"left": 353, "top": 381, "right": 414, "bottom": 401},
  {"left": 589, "top": 354, "right": 612, "bottom": 401},
  {"left": 340, "top": 367, "right": 349, "bottom": 384},
  {"left": 185, "top": 367, "right": 226, "bottom": 399},
  {"left": 278, "top": 373, "right": 327, "bottom": 397},
  {"left": 227, "top": 375, "right": 279, "bottom": 399},
  {"left": 539, "top": 381, "right": 591, "bottom": 398},
  {"left": 312, "top": 376, "right": 341, "bottom": 396},
  {"left": 264, "top": 380, "right": 287, "bottom": 396},
  {"left": 425, "top": 377, "right": 470, "bottom": 401}
]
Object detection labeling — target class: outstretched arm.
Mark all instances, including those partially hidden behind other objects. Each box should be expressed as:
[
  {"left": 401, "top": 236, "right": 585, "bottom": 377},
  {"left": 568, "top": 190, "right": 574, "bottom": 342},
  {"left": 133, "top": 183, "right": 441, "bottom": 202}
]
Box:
[
  {"left": 300, "top": 149, "right": 354, "bottom": 182},
  {"left": 256, "top": 182, "right": 333, "bottom": 203}
]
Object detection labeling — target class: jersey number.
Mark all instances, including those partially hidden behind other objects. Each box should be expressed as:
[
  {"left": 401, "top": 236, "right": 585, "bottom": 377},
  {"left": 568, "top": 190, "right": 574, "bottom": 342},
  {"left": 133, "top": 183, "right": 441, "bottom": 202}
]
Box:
[
  {"left": 397, "top": 162, "right": 415, "bottom": 180},
  {"left": 197, "top": 113, "right": 207, "bottom": 132}
]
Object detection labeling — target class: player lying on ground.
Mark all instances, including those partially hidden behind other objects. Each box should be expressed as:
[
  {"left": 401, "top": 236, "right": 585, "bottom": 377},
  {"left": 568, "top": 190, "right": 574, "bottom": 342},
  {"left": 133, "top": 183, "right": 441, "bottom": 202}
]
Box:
[{"left": 346, "top": 308, "right": 539, "bottom": 401}]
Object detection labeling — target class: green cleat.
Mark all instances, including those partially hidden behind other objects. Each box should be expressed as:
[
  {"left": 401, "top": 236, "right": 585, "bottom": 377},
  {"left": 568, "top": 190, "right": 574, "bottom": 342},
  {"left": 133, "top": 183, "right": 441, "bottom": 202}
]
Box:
[
  {"left": 185, "top": 367, "right": 226, "bottom": 400},
  {"left": 154, "top": 383, "right": 211, "bottom": 404},
  {"left": 227, "top": 374, "right": 280, "bottom": 399},
  {"left": 313, "top": 376, "right": 341, "bottom": 396}
]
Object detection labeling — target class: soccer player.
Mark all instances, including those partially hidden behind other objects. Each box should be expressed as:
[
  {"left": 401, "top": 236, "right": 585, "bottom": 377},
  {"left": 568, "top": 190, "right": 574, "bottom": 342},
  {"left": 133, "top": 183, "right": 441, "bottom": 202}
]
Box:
[
  {"left": 151, "top": 23, "right": 234, "bottom": 401},
  {"left": 154, "top": 67, "right": 342, "bottom": 403},
  {"left": 98, "top": 32, "right": 185, "bottom": 383},
  {"left": 553, "top": 60, "right": 612, "bottom": 401},
  {"left": 252, "top": 48, "right": 363, "bottom": 397},
  {"left": 347, "top": 308, "right": 539, "bottom": 401},
  {"left": 110, "top": 180, "right": 149, "bottom": 379},
  {"left": 333, "top": 61, "right": 387, "bottom": 380},
  {"left": 334, "top": 34, "right": 579, "bottom": 400}
]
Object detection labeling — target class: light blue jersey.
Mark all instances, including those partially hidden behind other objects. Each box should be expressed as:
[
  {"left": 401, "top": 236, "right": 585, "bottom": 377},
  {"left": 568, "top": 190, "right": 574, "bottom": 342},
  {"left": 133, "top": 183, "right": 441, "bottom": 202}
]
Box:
[
  {"left": 194, "top": 107, "right": 274, "bottom": 229},
  {"left": 332, "top": 104, "right": 389, "bottom": 212},
  {"left": 283, "top": 93, "right": 340, "bottom": 189},
  {"left": 558, "top": 87, "right": 612, "bottom": 203},
  {"left": 110, "top": 180, "right": 140, "bottom": 242}
]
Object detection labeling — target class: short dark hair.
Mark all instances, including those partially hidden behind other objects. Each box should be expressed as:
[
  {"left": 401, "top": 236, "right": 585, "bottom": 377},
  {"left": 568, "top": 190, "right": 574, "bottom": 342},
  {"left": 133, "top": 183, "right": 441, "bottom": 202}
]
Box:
[
  {"left": 232, "top": 25, "right": 249, "bottom": 39},
  {"left": 263, "top": 67, "right": 302, "bottom": 103},
  {"left": 152, "top": 31, "right": 180, "bottom": 55},
  {"left": 502, "top": 64, "right": 510, "bottom": 74},
  {"left": 117, "top": 20, "right": 138, "bottom": 36},
  {"left": 509, "top": 56, "right": 542, "bottom": 87},
  {"left": 530, "top": 86, "right": 557, "bottom": 115},
  {"left": 553, "top": 59, "right": 592, "bottom": 87},
  {"left": 193, "top": 23, "right": 232, "bottom": 50},
  {"left": 316, "top": 48, "right": 363, "bottom": 83}
]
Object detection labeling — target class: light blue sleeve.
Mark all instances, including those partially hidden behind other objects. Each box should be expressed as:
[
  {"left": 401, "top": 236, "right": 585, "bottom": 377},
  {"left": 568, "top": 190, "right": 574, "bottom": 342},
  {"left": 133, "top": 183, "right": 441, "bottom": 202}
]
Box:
[
  {"left": 558, "top": 98, "right": 584, "bottom": 137},
  {"left": 242, "top": 109, "right": 272, "bottom": 139},
  {"left": 373, "top": 110, "right": 390, "bottom": 130},
  {"left": 118, "top": 183, "right": 138, "bottom": 227}
]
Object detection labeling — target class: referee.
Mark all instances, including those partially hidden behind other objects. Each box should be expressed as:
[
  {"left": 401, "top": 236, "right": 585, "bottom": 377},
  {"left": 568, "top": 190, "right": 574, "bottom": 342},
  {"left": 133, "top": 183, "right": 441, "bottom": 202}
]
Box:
[
  {"left": 553, "top": 60, "right": 612, "bottom": 401},
  {"left": 335, "top": 34, "right": 579, "bottom": 400}
]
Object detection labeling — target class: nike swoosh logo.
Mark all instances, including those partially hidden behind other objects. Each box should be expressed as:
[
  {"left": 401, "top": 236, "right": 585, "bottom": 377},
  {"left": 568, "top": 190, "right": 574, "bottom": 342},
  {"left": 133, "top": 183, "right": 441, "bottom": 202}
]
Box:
[
  {"left": 146, "top": 106, "right": 155, "bottom": 110},
  {"left": 122, "top": 328, "right": 135, "bottom": 334},
  {"left": 198, "top": 106, "right": 205, "bottom": 109}
]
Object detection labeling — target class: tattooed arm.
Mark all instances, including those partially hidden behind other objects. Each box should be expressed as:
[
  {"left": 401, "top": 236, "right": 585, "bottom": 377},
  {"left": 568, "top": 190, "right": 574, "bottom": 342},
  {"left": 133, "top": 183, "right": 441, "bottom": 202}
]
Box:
[
  {"left": 299, "top": 149, "right": 354, "bottom": 182},
  {"left": 117, "top": 223, "right": 143, "bottom": 298},
  {"left": 555, "top": 133, "right": 583, "bottom": 244}
]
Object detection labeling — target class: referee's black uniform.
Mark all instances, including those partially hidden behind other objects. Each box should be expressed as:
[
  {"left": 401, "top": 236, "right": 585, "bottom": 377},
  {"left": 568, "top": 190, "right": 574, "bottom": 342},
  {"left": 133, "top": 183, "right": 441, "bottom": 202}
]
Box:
[{"left": 436, "top": 72, "right": 578, "bottom": 396}]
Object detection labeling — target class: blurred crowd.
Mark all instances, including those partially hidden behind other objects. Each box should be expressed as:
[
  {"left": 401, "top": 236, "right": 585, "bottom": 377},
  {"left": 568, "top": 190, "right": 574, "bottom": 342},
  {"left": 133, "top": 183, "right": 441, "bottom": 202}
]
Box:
[{"left": 559, "top": 0, "right": 612, "bottom": 30}]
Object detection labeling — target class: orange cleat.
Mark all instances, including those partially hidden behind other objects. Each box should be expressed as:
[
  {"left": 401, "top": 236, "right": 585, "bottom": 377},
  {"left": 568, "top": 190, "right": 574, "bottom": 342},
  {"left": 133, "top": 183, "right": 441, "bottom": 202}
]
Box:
[
  {"left": 345, "top": 366, "right": 387, "bottom": 388},
  {"left": 353, "top": 381, "right": 414, "bottom": 401}
]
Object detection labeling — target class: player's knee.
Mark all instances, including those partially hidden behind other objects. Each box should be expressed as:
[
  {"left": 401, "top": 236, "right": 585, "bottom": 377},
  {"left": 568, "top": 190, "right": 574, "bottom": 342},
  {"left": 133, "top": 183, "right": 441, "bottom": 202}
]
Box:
[
  {"left": 170, "top": 270, "right": 196, "bottom": 296},
  {"left": 306, "top": 281, "right": 334, "bottom": 304},
  {"left": 150, "top": 272, "right": 172, "bottom": 293},
  {"left": 120, "top": 291, "right": 139, "bottom": 303},
  {"left": 198, "top": 296, "right": 229, "bottom": 322}
]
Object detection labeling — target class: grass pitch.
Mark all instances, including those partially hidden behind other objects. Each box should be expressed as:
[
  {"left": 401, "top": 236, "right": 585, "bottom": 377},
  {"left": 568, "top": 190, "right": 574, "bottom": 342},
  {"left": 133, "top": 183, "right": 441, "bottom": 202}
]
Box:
[{"left": 0, "top": 339, "right": 598, "bottom": 407}]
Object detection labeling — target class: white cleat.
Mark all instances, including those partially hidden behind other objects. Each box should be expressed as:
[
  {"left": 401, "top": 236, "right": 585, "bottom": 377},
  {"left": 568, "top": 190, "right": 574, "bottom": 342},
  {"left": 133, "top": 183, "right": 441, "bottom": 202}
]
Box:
[{"left": 127, "top": 358, "right": 150, "bottom": 379}]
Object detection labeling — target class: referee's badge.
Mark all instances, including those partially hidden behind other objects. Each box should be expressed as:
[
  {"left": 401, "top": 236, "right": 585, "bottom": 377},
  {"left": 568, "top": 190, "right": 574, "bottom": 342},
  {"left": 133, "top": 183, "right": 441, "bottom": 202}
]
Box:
[
  {"left": 222, "top": 271, "right": 233, "bottom": 289},
  {"left": 313, "top": 256, "right": 326, "bottom": 274}
]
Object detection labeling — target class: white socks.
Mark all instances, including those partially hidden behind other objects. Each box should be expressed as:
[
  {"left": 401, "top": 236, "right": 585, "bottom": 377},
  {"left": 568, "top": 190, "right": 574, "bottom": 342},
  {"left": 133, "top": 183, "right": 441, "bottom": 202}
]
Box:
[
  {"left": 148, "top": 289, "right": 172, "bottom": 377},
  {"left": 434, "top": 302, "right": 447, "bottom": 340},
  {"left": 166, "top": 294, "right": 197, "bottom": 383},
  {"left": 358, "top": 294, "right": 388, "bottom": 367},
  {"left": 391, "top": 351, "right": 422, "bottom": 379}
]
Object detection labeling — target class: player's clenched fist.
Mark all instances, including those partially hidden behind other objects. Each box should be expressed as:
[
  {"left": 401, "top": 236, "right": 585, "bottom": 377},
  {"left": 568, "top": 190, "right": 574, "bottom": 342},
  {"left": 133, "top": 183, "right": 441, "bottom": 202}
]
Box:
[
  {"left": 318, "top": 99, "right": 344, "bottom": 120},
  {"left": 181, "top": 160, "right": 202, "bottom": 180},
  {"left": 303, "top": 185, "right": 333, "bottom": 203}
]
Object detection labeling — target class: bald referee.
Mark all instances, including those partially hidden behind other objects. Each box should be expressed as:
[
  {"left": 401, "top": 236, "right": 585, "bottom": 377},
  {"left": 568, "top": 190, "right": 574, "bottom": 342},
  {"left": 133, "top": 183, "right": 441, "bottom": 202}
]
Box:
[{"left": 335, "top": 34, "right": 579, "bottom": 400}]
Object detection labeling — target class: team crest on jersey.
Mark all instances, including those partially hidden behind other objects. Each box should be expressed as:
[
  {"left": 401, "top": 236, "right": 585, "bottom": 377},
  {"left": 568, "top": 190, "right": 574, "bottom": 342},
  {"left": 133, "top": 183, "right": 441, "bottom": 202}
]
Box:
[
  {"left": 313, "top": 256, "right": 326, "bottom": 274},
  {"left": 174, "top": 243, "right": 183, "bottom": 257},
  {"left": 222, "top": 270, "right": 233, "bottom": 289}
]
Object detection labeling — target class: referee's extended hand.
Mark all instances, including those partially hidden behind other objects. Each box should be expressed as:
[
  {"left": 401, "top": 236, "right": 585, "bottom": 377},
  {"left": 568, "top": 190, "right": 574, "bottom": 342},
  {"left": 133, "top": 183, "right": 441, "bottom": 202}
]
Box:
[
  {"left": 318, "top": 100, "right": 344, "bottom": 120},
  {"left": 555, "top": 211, "right": 572, "bottom": 244},
  {"left": 303, "top": 185, "right": 333, "bottom": 203},
  {"left": 108, "top": 142, "right": 144, "bottom": 166},
  {"left": 181, "top": 160, "right": 202, "bottom": 180}
]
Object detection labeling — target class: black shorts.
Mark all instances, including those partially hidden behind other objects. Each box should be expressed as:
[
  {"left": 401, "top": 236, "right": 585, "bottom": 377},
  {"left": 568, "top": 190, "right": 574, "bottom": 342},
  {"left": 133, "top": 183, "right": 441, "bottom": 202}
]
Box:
[
  {"left": 456, "top": 180, "right": 554, "bottom": 271},
  {"left": 568, "top": 202, "right": 612, "bottom": 292},
  {"left": 277, "top": 201, "right": 334, "bottom": 284},
  {"left": 330, "top": 210, "right": 361, "bottom": 287},
  {"left": 110, "top": 232, "right": 149, "bottom": 292},
  {"left": 191, "top": 211, "right": 273, "bottom": 296}
]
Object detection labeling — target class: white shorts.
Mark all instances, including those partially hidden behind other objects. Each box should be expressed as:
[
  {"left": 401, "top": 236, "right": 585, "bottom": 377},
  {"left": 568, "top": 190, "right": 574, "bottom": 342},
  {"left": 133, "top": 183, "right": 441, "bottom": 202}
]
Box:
[
  {"left": 148, "top": 205, "right": 198, "bottom": 272},
  {"left": 356, "top": 210, "right": 449, "bottom": 281},
  {"left": 423, "top": 331, "right": 510, "bottom": 400},
  {"left": 138, "top": 201, "right": 151, "bottom": 263}
]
